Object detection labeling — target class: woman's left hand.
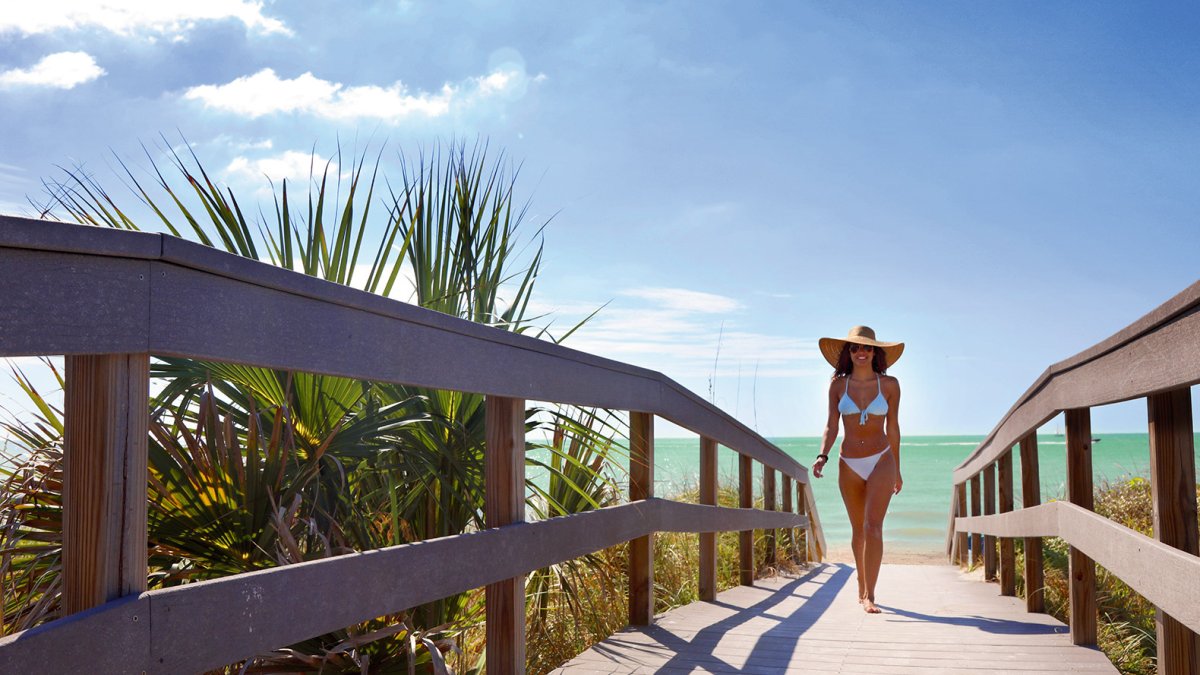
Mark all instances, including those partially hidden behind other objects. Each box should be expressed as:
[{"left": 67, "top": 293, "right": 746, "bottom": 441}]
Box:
[{"left": 894, "top": 474, "right": 903, "bottom": 494}]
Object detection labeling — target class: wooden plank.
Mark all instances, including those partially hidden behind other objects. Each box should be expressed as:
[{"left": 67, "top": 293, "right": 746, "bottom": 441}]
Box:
[
  {"left": 699, "top": 437, "right": 718, "bottom": 601},
  {"left": 63, "top": 354, "right": 149, "bottom": 614},
  {"left": 1065, "top": 408, "right": 1096, "bottom": 646},
  {"left": 739, "top": 455, "right": 754, "bottom": 585},
  {"left": 983, "top": 463, "right": 997, "bottom": 581},
  {"left": 953, "top": 286, "right": 1200, "bottom": 483},
  {"left": 0, "top": 217, "right": 806, "bottom": 483},
  {"left": 956, "top": 483, "right": 969, "bottom": 565},
  {"left": 956, "top": 502, "right": 1062, "bottom": 538},
  {"left": 1020, "top": 433, "right": 1045, "bottom": 613},
  {"left": 797, "top": 482, "right": 809, "bottom": 564},
  {"left": 781, "top": 474, "right": 794, "bottom": 562},
  {"left": 100, "top": 500, "right": 789, "bottom": 673},
  {"left": 0, "top": 594, "right": 149, "bottom": 674},
  {"left": 0, "top": 248, "right": 151, "bottom": 356},
  {"left": 1147, "top": 387, "right": 1199, "bottom": 673},
  {"left": 802, "top": 480, "right": 826, "bottom": 561},
  {"left": 998, "top": 448, "right": 1016, "bottom": 596},
  {"left": 970, "top": 474, "right": 982, "bottom": 567},
  {"left": 486, "top": 396, "right": 526, "bottom": 674},
  {"left": 763, "top": 467, "right": 777, "bottom": 567},
  {"left": 555, "top": 564, "right": 1119, "bottom": 674},
  {"left": 145, "top": 257, "right": 806, "bottom": 483},
  {"left": 628, "top": 412, "right": 654, "bottom": 626}
]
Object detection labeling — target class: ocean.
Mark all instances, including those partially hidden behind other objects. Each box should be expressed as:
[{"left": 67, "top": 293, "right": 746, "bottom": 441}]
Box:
[{"left": 643, "top": 433, "right": 1200, "bottom": 554}]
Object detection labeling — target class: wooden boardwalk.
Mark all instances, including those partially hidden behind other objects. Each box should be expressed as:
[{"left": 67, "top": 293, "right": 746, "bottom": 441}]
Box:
[{"left": 553, "top": 563, "right": 1118, "bottom": 674}]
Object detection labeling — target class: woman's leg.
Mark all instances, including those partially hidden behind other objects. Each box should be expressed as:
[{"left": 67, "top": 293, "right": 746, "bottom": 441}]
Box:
[
  {"left": 838, "top": 461, "right": 868, "bottom": 601},
  {"left": 861, "top": 451, "right": 898, "bottom": 612}
]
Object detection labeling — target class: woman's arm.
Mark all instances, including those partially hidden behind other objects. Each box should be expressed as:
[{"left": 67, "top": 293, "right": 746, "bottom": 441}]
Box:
[
  {"left": 814, "top": 379, "right": 841, "bottom": 478},
  {"left": 886, "top": 377, "right": 902, "bottom": 493}
]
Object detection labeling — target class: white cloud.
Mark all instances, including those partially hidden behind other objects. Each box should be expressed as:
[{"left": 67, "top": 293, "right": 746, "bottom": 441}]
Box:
[
  {"left": 532, "top": 287, "right": 819, "bottom": 380},
  {"left": 225, "top": 150, "right": 336, "bottom": 185},
  {"left": 0, "top": 1, "right": 289, "bottom": 37},
  {"left": 184, "top": 65, "right": 536, "bottom": 122},
  {"left": 621, "top": 287, "right": 741, "bottom": 313},
  {"left": 0, "top": 51, "right": 105, "bottom": 89}
]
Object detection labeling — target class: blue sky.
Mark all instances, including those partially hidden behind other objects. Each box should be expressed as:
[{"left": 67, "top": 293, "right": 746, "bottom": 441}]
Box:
[{"left": 1, "top": 1, "right": 1197, "bottom": 438}]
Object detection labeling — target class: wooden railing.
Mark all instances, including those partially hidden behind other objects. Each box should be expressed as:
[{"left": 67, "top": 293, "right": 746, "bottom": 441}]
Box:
[
  {"left": 0, "top": 215, "right": 825, "bottom": 673},
  {"left": 948, "top": 280, "right": 1200, "bottom": 674}
]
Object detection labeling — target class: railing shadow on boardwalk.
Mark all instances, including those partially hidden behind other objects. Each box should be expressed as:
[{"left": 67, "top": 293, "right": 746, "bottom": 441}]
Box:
[
  {"left": 591, "top": 564, "right": 852, "bottom": 673},
  {"left": 875, "top": 604, "right": 1066, "bottom": 636}
]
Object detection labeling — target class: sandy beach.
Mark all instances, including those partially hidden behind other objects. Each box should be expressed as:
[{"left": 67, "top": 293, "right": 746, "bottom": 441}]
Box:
[{"left": 822, "top": 546, "right": 948, "bottom": 565}]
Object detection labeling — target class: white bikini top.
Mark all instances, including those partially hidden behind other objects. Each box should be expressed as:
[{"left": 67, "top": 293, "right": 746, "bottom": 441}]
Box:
[{"left": 838, "top": 375, "right": 888, "bottom": 426}]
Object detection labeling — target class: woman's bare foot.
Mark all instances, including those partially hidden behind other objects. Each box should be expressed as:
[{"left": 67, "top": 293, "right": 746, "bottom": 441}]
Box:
[{"left": 862, "top": 598, "right": 881, "bottom": 614}]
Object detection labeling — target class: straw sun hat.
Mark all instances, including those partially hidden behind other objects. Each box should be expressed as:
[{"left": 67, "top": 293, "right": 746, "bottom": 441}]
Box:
[{"left": 818, "top": 326, "right": 905, "bottom": 369}]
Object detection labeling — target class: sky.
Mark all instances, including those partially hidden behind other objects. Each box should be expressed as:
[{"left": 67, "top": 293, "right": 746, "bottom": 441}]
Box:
[{"left": 0, "top": 1, "right": 1197, "bottom": 440}]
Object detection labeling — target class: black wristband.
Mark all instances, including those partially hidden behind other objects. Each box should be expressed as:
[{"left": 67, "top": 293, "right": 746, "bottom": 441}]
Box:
[{"left": 816, "top": 453, "right": 829, "bottom": 461}]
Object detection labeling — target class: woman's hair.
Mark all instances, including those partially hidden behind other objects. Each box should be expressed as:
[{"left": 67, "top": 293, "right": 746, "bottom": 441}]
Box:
[{"left": 833, "top": 343, "right": 888, "bottom": 378}]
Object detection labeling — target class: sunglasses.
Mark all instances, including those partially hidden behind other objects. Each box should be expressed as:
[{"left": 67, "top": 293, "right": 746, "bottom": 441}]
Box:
[{"left": 848, "top": 344, "right": 875, "bottom": 353}]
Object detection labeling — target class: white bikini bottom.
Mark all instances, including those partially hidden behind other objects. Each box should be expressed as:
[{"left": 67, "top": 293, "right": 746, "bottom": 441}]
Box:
[{"left": 840, "top": 446, "right": 891, "bottom": 480}]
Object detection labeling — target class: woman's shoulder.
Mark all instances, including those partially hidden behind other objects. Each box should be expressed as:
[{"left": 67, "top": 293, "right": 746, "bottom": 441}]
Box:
[{"left": 881, "top": 374, "right": 901, "bottom": 390}]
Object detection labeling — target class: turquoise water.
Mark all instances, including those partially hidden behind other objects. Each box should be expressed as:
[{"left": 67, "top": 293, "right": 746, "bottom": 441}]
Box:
[{"left": 645, "top": 433, "right": 1200, "bottom": 553}]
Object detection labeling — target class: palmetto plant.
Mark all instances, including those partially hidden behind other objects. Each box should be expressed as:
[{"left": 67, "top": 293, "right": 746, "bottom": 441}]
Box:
[{"left": 0, "top": 138, "right": 617, "bottom": 672}]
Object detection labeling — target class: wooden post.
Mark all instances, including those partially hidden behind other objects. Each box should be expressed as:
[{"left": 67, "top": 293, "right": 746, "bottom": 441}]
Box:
[
  {"left": 1065, "top": 408, "right": 1097, "bottom": 646},
  {"left": 63, "top": 354, "right": 149, "bottom": 615},
  {"left": 797, "top": 481, "right": 809, "bottom": 564},
  {"left": 956, "top": 483, "right": 969, "bottom": 566},
  {"left": 998, "top": 448, "right": 1015, "bottom": 596},
  {"left": 699, "top": 436, "right": 718, "bottom": 602},
  {"left": 1148, "top": 388, "right": 1199, "bottom": 673},
  {"left": 763, "top": 467, "right": 777, "bottom": 567},
  {"left": 1020, "top": 433, "right": 1045, "bottom": 613},
  {"left": 738, "top": 454, "right": 754, "bottom": 585},
  {"left": 485, "top": 396, "right": 527, "bottom": 674},
  {"left": 983, "top": 463, "right": 997, "bottom": 581},
  {"left": 781, "top": 474, "right": 794, "bottom": 562},
  {"left": 969, "top": 474, "right": 982, "bottom": 567},
  {"left": 628, "top": 412, "right": 655, "bottom": 626}
]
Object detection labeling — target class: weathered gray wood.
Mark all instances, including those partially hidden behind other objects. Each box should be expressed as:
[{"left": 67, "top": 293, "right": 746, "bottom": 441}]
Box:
[
  {"left": 0, "top": 217, "right": 810, "bottom": 484},
  {"left": 628, "top": 412, "right": 654, "bottom": 626},
  {"left": 699, "top": 436, "right": 718, "bottom": 602},
  {"left": 739, "top": 455, "right": 754, "bottom": 585},
  {"left": 958, "top": 500, "right": 1200, "bottom": 635},
  {"left": 998, "top": 449, "right": 1015, "bottom": 596},
  {"left": 956, "top": 503, "right": 1061, "bottom": 537},
  {"left": 0, "top": 216, "right": 162, "bottom": 258},
  {"left": 1020, "top": 433, "right": 1045, "bottom": 613},
  {"left": 0, "top": 499, "right": 797, "bottom": 674},
  {"left": 1147, "top": 387, "right": 1199, "bottom": 673},
  {"left": 800, "top": 480, "right": 827, "bottom": 561},
  {"left": 486, "top": 396, "right": 526, "bottom": 674},
  {"left": 1057, "top": 502, "right": 1200, "bottom": 634},
  {"left": 970, "top": 474, "right": 982, "bottom": 567},
  {"left": 554, "top": 564, "right": 1119, "bottom": 674},
  {"left": 0, "top": 594, "right": 148, "bottom": 674},
  {"left": 763, "top": 467, "right": 777, "bottom": 567},
  {"left": 781, "top": 474, "right": 794, "bottom": 562},
  {"left": 63, "top": 354, "right": 149, "bottom": 614},
  {"left": 983, "top": 463, "right": 997, "bottom": 581},
  {"left": 0, "top": 249, "right": 151, "bottom": 356},
  {"left": 1066, "top": 408, "right": 1097, "bottom": 646},
  {"left": 954, "top": 283, "right": 1200, "bottom": 483},
  {"left": 956, "top": 483, "right": 968, "bottom": 565}
]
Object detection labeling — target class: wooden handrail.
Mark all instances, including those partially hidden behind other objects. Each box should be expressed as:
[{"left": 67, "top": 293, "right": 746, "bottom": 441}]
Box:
[
  {"left": 0, "top": 215, "right": 824, "bottom": 673},
  {"left": 950, "top": 279, "right": 1199, "bottom": 669},
  {"left": 0, "top": 499, "right": 806, "bottom": 673},
  {"left": 955, "top": 502, "right": 1200, "bottom": 632},
  {"left": 0, "top": 215, "right": 806, "bottom": 483},
  {"left": 952, "top": 280, "right": 1200, "bottom": 484}
]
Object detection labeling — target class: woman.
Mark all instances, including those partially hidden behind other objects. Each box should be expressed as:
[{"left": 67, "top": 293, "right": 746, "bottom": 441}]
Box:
[{"left": 812, "top": 325, "right": 903, "bottom": 614}]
